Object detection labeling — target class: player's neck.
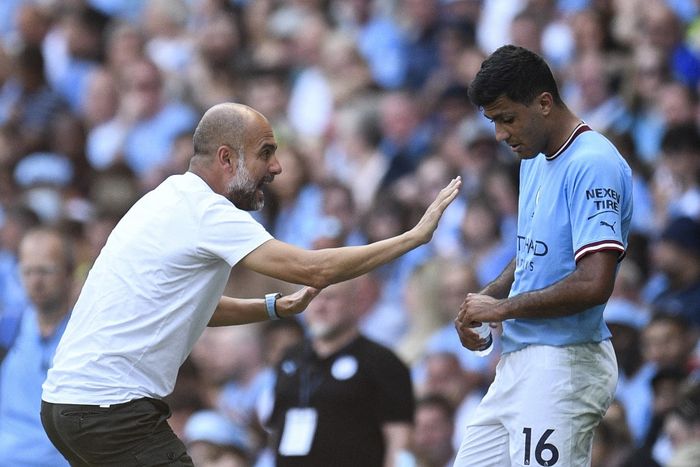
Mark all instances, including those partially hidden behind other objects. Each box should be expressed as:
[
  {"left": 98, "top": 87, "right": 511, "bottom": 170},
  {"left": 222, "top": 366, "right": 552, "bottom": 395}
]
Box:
[{"left": 546, "top": 109, "right": 583, "bottom": 156}]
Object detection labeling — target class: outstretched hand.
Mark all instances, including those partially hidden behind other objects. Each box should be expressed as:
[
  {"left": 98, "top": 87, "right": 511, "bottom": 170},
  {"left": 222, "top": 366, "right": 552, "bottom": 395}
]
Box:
[
  {"left": 276, "top": 286, "right": 323, "bottom": 318},
  {"left": 412, "top": 177, "right": 462, "bottom": 244}
]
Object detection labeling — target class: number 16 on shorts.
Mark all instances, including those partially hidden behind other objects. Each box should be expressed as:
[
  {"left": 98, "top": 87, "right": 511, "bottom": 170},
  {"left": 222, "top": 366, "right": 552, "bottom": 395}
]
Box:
[{"left": 522, "top": 427, "right": 559, "bottom": 466}]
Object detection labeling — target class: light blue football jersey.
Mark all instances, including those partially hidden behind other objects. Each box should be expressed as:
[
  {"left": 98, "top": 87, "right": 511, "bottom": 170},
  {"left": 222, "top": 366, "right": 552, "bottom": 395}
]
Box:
[{"left": 501, "top": 124, "right": 633, "bottom": 354}]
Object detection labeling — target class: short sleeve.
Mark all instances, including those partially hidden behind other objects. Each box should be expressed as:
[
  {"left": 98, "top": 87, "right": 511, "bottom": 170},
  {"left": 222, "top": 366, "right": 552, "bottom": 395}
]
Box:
[
  {"left": 566, "top": 154, "right": 628, "bottom": 262},
  {"left": 197, "top": 198, "right": 273, "bottom": 267}
]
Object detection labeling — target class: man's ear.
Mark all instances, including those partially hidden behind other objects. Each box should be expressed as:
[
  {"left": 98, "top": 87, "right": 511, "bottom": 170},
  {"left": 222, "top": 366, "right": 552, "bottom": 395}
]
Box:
[
  {"left": 538, "top": 92, "right": 554, "bottom": 116},
  {"left": 216, "top": 145, "right": 235, "bottom": 173}
]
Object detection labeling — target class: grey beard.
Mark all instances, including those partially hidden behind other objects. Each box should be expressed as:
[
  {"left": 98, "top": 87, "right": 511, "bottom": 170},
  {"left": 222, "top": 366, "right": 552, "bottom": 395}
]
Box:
[{"left": 227, "top": 158, "right": 264, "bottom": 211}]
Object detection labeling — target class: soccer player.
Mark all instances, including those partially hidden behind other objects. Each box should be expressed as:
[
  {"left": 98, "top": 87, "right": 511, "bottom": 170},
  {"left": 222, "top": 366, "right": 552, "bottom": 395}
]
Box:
[
  {"left": 40, "top": 103, "right": 460, "bottom": 466},
  {"left": 454, "top": 45, "right": 633, "bottom": 466}
]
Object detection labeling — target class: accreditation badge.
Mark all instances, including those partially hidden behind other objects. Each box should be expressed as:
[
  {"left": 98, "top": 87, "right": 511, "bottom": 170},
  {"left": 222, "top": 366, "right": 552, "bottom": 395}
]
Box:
[{"left": 279, "top": 407, "right": 318, "bottom": 456}]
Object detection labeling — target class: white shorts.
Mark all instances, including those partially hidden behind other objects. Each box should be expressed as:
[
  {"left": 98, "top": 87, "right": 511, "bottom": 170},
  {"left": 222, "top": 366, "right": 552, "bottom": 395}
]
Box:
[{"left": 454, "top": 340, "right": 617, "bottom": 467}]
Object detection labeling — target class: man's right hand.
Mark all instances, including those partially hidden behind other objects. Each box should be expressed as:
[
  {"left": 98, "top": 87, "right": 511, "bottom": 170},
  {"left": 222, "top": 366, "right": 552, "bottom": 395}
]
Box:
[{"left": 411, "top": 177, "right": 461, "bottom": 244}]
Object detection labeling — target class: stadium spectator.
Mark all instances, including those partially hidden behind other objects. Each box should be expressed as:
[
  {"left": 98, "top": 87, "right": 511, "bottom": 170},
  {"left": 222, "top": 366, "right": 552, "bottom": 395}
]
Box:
[
  {"left": 323, "top": 100, "right": 388, "bottom": 215},
  {"left": 620, "top": 366, "right": 690, "bottom": 466},
  {"left": 183, "top": 409, "right": 251, "bottom": 467},
  {"left": 331, "top": 0, "right": 406, "bottom": 89},
  {"left": 412, "top": 394, "right": 457, "bottom": 467},
  {"left": 662, "top": 381, "right": 700, "bottom": 466},
  {"left": 394, "top": 257, "right": 445, "bottom": 365},
  {"left": 0, "top": 45, "right": 66, "bottom": 155},
  {"left": 457, "top": 194, "right": 514, "bottom": 288},
  {"left": 399, "top": 0, "right": 442, "bottom": 90},
  {"left": 378, "top": 89, "right": 434, "bottom": 187},
  {"left": 606, "top": 301, "right": 656, "bottom": 445},
  {"left": 651, "top": 124, "right": 700, "bottom": 227},
  {"left": 44, "top": 5, "right": 108, "bottom": 114},
  {"left": 0, "top": 227, "right": 74, "bottom": 466},
  {"left": 185, "top": 13, "right": 243, "bottom": 112},
  {"left": 81, "top": 66, "right": 118, "bottom": 129},
  {"left": 644, "top": 217, "right": 700, "bottom": 327},
  {"left": 264, "top": 143, "right": 323, "bottom": 248},
  {"left": 419, "top": 351, "right": 484, "bottom": 452},
  {"left": 268, "top": 279, "right": 415, "bottom": 467},
  {"left": 86, "top": 58, "right": 198, "bottom": 179},
  {"left": 190, "top": 326, "right": 268, "bottom": 431},
  {"left": 0, "top": 204, "right": 40, "bottom": 315},
  {"left": 641, "top": 313, "right": 697, "bottom": 372}
]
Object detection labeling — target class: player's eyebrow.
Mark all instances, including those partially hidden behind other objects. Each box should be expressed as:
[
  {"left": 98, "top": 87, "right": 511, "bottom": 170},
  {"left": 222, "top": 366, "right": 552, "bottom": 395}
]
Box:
[
  {"left": 484, "top": 112, "right": 512, "bottom": 123},
  {"left": 483, "top": 112, "right": 498, "bottom": 122}
]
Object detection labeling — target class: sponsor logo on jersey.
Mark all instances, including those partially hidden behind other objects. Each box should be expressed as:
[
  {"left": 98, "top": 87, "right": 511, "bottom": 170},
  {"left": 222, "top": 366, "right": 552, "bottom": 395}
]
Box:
[
  {"left": 517, "top": 235, "right": 549, "bottom": 256},
  {"left": 585, "top": 187, "right": 620, "bottom": 219}
]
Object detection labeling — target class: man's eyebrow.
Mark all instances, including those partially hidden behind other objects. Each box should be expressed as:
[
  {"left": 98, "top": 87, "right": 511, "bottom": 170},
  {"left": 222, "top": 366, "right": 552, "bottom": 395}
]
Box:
[{"left": 484, "top": 112, "right": 508, "bottom": 123}]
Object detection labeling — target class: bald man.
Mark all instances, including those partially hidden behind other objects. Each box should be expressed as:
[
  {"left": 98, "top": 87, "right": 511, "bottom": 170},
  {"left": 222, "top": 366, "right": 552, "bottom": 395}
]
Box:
[{"left": 41, "top": 103, "right": 460, "bottom": 466}]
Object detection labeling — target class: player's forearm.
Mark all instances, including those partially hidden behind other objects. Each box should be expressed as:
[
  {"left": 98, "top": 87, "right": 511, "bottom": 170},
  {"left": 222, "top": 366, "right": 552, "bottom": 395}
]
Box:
[
  {"left": 495, "top": 253, "right": 616, "bottom": 320},
  {"left": 479, "top": 258, "right": 515, "bottom": 299}
]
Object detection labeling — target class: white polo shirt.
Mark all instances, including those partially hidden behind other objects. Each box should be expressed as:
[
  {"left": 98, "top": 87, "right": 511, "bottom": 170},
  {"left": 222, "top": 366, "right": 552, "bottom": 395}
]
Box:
[{"left": 42, "top": 172, "right": 272, "bottom": 405}]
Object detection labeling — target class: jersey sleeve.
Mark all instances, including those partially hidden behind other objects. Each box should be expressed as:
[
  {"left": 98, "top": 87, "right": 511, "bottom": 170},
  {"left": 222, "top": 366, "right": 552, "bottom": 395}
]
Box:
[
  {"left": 566, "top": 154, "right": 628, "bottom": 262},
  {"left": 197, "top": 198, "right": 273, "bottom": 267}
]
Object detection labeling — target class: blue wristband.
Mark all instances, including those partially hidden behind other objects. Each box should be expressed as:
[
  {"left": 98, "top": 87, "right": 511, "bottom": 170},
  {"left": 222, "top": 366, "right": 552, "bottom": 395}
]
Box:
[{"left": 265, "top": 293, "right": 282, "bottom": 320}]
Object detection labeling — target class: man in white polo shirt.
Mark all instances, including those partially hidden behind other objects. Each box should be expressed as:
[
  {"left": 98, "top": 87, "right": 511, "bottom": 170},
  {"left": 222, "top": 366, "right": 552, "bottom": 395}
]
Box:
[{"left": 40, "top": 103, "right": 461, "bottom": 466}]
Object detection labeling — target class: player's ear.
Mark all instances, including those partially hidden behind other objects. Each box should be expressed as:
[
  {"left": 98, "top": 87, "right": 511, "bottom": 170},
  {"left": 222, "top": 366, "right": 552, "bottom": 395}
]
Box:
[{"left": 538, "top": 92, "right": 553, "bottom": 116}]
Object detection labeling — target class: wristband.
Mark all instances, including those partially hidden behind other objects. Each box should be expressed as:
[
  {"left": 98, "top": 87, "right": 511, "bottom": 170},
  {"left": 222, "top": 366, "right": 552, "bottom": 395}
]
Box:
[{"left": 265, "top": 293, "right": 282, "bottom": 320}]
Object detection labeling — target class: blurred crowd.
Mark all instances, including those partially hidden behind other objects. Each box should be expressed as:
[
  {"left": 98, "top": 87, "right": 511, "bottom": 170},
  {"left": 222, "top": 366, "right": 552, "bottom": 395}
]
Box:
[{"left": 0, "top": 0, "right": 699, "bottom": 466}]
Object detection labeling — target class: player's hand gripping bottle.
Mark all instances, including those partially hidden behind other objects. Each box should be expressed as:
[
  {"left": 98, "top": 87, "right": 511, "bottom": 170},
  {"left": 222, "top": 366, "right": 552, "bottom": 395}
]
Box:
[{"left": 474, "top": 323, "right": 493, "bottom": 357}]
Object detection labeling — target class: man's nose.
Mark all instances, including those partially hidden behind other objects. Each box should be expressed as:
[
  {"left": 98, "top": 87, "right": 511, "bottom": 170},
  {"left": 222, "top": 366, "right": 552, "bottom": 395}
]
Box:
[
  {"left": 269, "top": 155, "right": 282, "bottom": 175},
  {"left": 495, "top": 126, "right": 509, "bottom": 142}
]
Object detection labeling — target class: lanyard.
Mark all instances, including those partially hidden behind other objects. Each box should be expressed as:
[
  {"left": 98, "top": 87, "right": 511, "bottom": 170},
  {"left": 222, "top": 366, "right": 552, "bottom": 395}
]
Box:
[{"left": 298, "top": 343, "right": 325, "bottom": 407}]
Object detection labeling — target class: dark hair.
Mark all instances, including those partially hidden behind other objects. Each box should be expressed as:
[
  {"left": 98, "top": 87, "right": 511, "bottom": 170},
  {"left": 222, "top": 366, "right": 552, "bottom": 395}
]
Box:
[
  {"left": 647, "top": 311, "right": 691, "bottom": 330},
  {"left": 416, "top": 393, "right": 455, "bottom": 423},
  {"left": 468, "top": 45, "right": 562, "bottom": 108},
  {"left": 660, "top": 122, "right": 700, "bottom": 155},
  {"left": 651, "top": 366, "right": 687, "bottom": 392}
]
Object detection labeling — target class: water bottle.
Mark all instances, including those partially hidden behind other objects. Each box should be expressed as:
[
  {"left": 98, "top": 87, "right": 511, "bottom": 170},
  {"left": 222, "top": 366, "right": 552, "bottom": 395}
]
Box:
[{"left": 473, "top": 322, "right": 493, "bottom": 357}]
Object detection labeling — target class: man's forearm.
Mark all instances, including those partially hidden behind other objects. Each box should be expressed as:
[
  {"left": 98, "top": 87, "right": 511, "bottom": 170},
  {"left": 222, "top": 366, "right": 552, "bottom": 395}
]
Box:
[
  {"left": 480, "top": 258, "right": 515, "bottom": 299},
  {"left": 312, "top": 231, "right": 423, "bottom": 286},
  {"left": 496, "top": 251, "right": 617, "bottom": 320},
  {"left": 208, "top": 297, "right": 266, "bottom": 326},
  {"left": 209, "top": 287, "right": 320, "bottom": 326},
  {"left": 242, "top": 177, "right": 460, "bottom": 289}
]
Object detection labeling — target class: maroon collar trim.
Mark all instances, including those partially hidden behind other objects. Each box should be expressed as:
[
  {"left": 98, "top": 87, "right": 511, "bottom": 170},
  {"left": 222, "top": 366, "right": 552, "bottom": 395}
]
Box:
[{"left": 545, "top": 123, "right": 591, "bottom": 161}]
